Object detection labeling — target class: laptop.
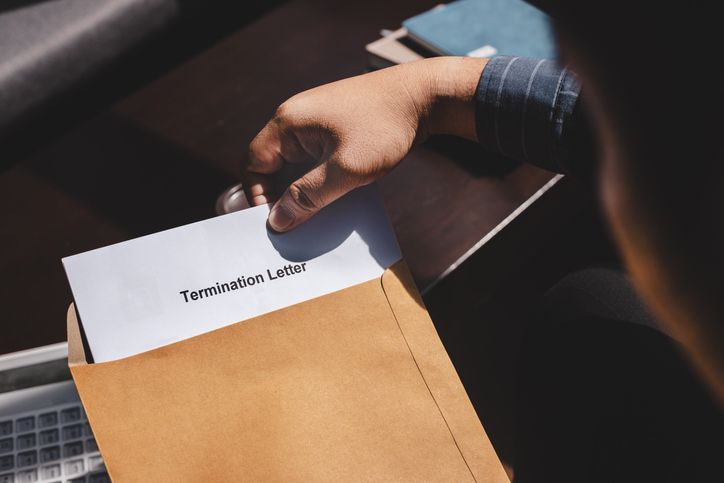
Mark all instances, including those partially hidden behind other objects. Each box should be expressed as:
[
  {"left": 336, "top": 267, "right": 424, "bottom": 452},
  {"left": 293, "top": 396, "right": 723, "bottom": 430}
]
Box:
[{"left": 0, "top": 343, "right": 109, "bottom": 483}]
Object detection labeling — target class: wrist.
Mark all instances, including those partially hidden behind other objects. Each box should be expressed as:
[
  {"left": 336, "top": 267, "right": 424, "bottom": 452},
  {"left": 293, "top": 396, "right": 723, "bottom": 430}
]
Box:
[{"left": 423, "top": 56, "right": 488, "bottom": 141}]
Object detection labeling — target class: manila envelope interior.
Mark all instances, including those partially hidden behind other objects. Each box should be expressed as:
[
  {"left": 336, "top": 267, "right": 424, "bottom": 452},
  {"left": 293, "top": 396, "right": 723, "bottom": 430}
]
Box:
[{"left": 68, "top": 261, "right": 508, "bottom": 482}]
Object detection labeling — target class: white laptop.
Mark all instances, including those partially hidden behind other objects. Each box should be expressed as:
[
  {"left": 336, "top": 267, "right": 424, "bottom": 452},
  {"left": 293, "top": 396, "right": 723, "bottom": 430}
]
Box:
[{"left": 0, "top": 343, "right": 109, "bottom": 483}]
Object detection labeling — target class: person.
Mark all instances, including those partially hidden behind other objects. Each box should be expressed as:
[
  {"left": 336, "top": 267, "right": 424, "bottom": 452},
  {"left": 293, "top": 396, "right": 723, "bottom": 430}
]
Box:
[{"left": 243, "top": 2, "right": 723, "bottom": 480}]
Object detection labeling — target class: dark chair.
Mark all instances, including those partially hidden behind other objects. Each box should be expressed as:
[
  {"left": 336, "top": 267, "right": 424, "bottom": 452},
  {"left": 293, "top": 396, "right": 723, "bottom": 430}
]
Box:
[{"left": 0, "top": 0, "right": 283, "bottom": 158}]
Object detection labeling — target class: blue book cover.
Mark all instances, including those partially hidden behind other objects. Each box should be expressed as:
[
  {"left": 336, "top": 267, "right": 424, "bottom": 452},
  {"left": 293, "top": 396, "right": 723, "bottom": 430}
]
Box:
[{"left": 402, "top": 0, "right": 556, "bottom": 59}]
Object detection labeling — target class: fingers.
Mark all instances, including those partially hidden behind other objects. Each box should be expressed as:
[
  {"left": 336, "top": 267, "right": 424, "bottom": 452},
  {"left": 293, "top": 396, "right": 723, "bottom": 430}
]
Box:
[
  {"left": 245, "top": 116, "right": 314, "bottom": 206},
  {"left": 268, "top": 160, "right": 361, "bottom": 232},
  {"left": 240, "top": 171, "right": 275, "bottom": 206},
  {"left": 244, "top": 122, "right": 284, "bottom": 206}
]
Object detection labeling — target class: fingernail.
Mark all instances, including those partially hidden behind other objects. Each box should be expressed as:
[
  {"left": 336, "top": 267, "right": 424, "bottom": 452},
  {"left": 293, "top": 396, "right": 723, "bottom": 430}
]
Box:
[{"left": 269, "top": 203, "right": 295, "bottom": 231}]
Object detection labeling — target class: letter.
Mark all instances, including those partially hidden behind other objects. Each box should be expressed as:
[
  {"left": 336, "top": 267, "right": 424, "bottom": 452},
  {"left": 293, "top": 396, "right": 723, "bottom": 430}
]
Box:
[
  {"left": 293, "top": 264, "right": 302, "bottom": 274},
  {"left": 254, "top": 273, "right": 264, "bottom": 284},
  {"left": 179, "top": 290, "right": 190, "bottom": 302},
  {"left": 301, "top": 262, "right": 307, "bottom": 271},
  {"left": 277, "top": 268, "right": 285, "bottom": 278},
  {"left": 267, "top": 268, "right": 277, "bottom": 280},
  {"left": 221, "top": 282, "right": 230, "bottom": 293},
  {"left": 190, "top": 291, "right": 199, "bottom": 301},
  {"left": 230, "top": 281, "right": 239, "bottom": 290}
]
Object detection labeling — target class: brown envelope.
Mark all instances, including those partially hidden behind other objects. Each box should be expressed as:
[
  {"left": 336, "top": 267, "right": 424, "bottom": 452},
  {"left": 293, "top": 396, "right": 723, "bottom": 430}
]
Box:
[{"left": 68, "top": 261, "right": 508, "bottom": 482}]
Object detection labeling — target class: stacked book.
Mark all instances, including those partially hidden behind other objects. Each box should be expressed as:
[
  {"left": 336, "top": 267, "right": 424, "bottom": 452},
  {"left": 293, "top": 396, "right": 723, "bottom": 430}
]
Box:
[{"left": 366, "top": 0, "right": 556, "bottom": 69}]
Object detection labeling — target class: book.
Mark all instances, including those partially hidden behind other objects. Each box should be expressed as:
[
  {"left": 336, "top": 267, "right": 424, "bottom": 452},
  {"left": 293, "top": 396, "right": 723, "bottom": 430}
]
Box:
[
  {"left": 366, "top": 28, "right": 425, "bottom": 70},
  {"left": 402, "top": 0, "right": 556, "bottom": 59}
]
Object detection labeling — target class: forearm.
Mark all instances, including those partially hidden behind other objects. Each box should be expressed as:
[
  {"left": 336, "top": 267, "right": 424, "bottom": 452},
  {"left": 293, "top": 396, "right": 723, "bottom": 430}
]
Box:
[{"left": 423, "top": 56, "right": 489, "bottom": 141}]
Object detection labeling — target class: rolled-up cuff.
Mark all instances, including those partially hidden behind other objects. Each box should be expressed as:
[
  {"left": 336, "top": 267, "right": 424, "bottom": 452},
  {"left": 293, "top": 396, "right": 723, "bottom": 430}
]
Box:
[{"left": 475, "top": 56, "right": 581, "bottom": 173}]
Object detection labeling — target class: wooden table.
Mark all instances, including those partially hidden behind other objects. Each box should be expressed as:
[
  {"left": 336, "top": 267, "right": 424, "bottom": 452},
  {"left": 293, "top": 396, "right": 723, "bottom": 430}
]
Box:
[
  {"left": 0, "top": 3, "right": 601, "bottom": 476},
  {"left": 0, "top": 0, "right": 552, "bottom": 355}
]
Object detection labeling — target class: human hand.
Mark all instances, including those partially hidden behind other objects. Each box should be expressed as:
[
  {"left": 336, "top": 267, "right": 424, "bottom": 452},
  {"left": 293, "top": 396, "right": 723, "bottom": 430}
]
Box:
[{"left": 245, "top": 57, "right": 486, "bottom": 231}]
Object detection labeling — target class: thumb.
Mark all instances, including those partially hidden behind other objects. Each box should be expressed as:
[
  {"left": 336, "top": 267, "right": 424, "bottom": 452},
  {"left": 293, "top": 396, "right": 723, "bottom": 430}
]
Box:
[{"left": 268, "top": 161, "right": 359, "bottom": 232}]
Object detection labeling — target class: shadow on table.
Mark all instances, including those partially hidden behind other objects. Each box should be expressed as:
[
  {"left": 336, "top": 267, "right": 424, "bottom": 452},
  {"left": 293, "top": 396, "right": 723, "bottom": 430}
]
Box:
[{"left": 24, "top": 113, "right": 236, "bottom": 237}]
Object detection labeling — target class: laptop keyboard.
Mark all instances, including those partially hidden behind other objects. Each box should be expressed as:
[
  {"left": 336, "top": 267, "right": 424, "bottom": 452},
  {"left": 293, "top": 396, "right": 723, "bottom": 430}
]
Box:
[{"left": 0, "top": 403, "right": 108, "bottom": 483}]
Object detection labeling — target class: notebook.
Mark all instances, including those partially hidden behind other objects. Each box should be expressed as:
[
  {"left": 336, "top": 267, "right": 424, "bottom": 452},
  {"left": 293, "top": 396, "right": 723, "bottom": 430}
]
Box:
[
  {"left": 402, "top": 0, "right": 557, "bottom": 59},
  {"left": 366, "top": 29, "right": 425, "bottom": 70}
]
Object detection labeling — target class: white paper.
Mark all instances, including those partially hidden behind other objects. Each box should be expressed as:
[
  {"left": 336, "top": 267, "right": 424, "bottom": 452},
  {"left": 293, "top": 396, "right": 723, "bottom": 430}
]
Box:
[{"left": 63, "top": 185, "right": 401, "bottom": 362}]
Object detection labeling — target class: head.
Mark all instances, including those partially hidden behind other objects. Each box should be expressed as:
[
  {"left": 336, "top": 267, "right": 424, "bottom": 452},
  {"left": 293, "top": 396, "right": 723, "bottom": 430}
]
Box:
[{"left": 547, "top": 1, "right": 724, "bottom": 402}]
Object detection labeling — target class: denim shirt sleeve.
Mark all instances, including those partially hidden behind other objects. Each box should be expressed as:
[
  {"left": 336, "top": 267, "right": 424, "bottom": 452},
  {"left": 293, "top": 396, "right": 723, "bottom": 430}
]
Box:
[{"left": 474, "top": 56, "right": 593, "bottom": 175}]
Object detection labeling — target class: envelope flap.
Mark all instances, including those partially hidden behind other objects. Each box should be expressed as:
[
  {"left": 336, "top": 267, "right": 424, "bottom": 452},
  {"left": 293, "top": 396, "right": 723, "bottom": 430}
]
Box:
[
  {"left": 66, "top": 303, "right": 87, "bottom": 366},
  {"left": 381, "top": 261, "right": 509, "bottom": 482}
]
